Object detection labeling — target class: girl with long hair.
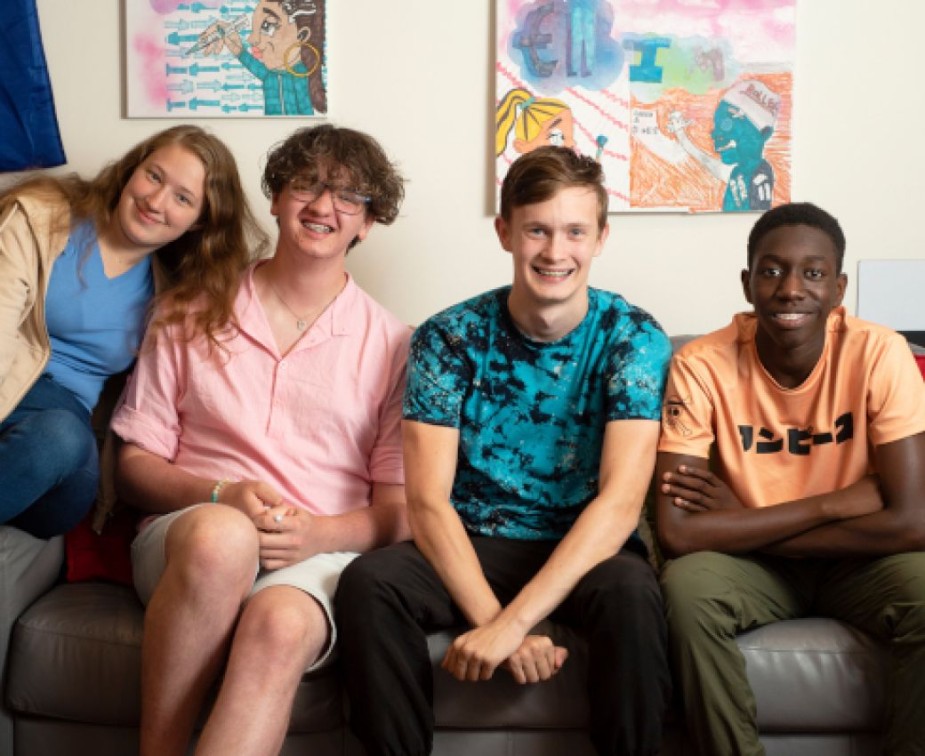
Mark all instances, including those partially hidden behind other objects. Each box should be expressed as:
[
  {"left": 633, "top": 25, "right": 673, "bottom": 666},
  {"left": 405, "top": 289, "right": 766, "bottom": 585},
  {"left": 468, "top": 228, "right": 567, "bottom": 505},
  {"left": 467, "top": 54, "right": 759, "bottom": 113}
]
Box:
[{"left": 0, "top": 125, "right": 267, "bottom": 538}]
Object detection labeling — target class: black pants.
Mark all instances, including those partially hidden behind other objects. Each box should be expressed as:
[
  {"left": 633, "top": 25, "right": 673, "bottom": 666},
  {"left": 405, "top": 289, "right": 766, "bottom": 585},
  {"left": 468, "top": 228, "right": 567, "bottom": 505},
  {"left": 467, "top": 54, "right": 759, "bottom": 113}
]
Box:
[{"left": 335, "top": 537, "right": 671, "bottom": 756}]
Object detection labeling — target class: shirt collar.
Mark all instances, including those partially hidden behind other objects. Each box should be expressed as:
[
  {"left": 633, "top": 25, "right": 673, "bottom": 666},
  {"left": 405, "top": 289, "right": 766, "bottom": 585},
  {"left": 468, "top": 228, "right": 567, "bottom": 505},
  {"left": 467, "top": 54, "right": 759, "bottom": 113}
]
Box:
[{"left": 237, "top": 262, "right": 357, "bottom": 341}]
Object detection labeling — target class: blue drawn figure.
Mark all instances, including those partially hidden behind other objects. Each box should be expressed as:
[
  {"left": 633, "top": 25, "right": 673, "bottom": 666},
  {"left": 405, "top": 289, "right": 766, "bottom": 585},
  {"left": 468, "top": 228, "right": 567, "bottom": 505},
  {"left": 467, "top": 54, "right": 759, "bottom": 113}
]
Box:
[
  {"left": 568, "top": 0, "right": 598, "bottom": 77},
  {"left": 668, "top": 79, "right": 781, "bottom": 212},
  {"left": 195, "top": 0, "right": 326, "bottom": 115}
]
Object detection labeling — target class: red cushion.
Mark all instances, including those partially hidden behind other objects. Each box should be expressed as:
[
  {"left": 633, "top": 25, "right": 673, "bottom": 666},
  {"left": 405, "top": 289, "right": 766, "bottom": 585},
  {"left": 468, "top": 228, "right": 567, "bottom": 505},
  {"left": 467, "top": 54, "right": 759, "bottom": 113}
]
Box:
[
  {"left": 917, "top": 354, "right": 925, "bottom": 380},
  {"left": 64, "top": 508, "right": 136, "bottom": 586}
]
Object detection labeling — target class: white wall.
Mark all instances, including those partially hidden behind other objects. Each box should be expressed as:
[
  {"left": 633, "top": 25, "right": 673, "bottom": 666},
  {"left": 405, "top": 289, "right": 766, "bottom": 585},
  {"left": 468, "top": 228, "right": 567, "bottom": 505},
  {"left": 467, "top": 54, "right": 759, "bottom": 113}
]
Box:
[{"left": 24, "top": 0, "right": 925, "bottom": 335}]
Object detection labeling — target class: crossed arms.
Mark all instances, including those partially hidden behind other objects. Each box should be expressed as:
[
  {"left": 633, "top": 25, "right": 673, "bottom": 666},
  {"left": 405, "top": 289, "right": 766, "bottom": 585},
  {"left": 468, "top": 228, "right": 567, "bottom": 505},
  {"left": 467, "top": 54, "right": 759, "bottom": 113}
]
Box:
[
  {"left": 403, "top": 416, "right": 659, "bottom": 685},
  {"left": 655, "top": 430, "right": 925, "bottom": 560}
]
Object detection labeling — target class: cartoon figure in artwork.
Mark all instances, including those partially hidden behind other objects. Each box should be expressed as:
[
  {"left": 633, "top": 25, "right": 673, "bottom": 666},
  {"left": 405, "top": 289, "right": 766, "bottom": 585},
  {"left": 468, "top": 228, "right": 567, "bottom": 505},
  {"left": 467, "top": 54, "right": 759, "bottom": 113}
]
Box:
[
  {"left": 496, "top": 87, "right": 576, "bottom": 157},
  {"left": 195, "top": 0, "right": 326, "bottom": 115},
  {"left": 668, "top": 79, "right": 781, "bottom": 212}
]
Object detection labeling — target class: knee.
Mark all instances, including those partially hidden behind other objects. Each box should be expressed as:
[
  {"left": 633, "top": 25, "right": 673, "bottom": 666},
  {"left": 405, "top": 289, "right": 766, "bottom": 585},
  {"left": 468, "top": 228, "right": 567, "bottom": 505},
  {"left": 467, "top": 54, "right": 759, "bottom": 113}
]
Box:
[
  {"left": 168, "top": 507, "right": 258, "bottom": 591},
  {"left": 31, "top": 410, "right": 96, "bottom": 471},
  {"left": 238, "top": 592, "right": 328, "bottom": 665},
  {"left": 894, "top": 602, "right": 925, "bottom": 642},
  {"left": 584, "top": 553, "right": 662, "bottom": 612},
  {"left": 338, "top": 547, "right": 404, "bottom": 604},
  {"left": 570, "top": 557, "right": 666, "bottom": 643},
  {"left": 336, "top": 547, "right": 413, "bottom": 628},
  {"left": 660, "top": 553, "right": 736, "bottom": 635},
  {"left": 880, "top": 555, "right": 925, "bottom": 638}
]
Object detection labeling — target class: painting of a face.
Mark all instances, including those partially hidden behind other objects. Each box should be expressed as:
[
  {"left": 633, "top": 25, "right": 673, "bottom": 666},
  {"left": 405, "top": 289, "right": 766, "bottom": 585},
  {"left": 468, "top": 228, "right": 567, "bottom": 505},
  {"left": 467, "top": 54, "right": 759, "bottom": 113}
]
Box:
[
  {"left": 248, "top": 0, "right": 302, "bottom": 71},
  {"left": 711, "top": 100, "right": 767, "bottom": 166}
]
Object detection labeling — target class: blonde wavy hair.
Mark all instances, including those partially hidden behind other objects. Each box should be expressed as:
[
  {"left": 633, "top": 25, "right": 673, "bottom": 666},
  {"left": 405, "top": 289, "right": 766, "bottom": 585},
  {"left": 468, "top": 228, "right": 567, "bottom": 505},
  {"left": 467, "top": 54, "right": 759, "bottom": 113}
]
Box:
[{"left": 495, "top": 87, "right": 571, "bottom": 157}]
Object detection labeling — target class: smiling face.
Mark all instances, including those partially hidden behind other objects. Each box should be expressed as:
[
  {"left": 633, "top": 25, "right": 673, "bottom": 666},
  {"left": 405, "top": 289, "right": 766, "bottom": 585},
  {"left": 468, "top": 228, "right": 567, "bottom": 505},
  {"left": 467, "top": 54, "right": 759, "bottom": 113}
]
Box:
[
  {"left": 742, "top": 223, "right": 847, "bottom": 382},
  {"left": 247, "top": 0, "right": 301, "bottom": 71},
  {"left": 112, "top": 143, "right": 206, "bottom": 254},
  {"left": 496, "top": 185, "right": 607, "bottom": 331},
  {"left": 270, "top": 164, "right": 374, "bottom": 263}
]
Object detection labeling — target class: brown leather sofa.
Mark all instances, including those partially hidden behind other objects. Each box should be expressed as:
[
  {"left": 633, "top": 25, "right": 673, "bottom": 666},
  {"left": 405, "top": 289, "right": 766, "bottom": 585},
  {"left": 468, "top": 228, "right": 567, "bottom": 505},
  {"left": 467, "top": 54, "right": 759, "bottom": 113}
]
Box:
[
  {"left": 1, "top": 521, "right": 888, "bottom": 756},
  {"left": 0, "top": 339, "right": 893, "bottom": 755}
]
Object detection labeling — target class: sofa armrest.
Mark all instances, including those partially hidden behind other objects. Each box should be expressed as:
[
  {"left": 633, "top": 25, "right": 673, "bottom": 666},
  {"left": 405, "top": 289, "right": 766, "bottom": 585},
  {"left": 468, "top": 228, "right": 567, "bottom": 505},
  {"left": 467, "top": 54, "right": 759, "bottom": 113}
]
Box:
[{"left": 0, "top": 527, "right": 64, "bottom": 753}]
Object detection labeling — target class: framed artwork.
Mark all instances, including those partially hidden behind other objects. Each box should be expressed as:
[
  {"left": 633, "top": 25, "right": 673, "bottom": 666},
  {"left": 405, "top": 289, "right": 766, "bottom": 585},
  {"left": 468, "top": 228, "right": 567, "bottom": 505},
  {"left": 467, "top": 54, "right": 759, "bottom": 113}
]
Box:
[
  {"left": 125, "top": 0, "right": 327, "bottom": 118},
  {"left": 495, "top": 0, "right": 795, "bottom": 213}
]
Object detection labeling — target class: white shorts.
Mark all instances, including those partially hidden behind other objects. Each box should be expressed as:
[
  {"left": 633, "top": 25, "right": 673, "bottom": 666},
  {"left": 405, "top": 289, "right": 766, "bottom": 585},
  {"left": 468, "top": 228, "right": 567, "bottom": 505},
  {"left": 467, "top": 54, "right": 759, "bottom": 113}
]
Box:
[{"left": 131, "top": 504, "right": 358, "bottom": 671}]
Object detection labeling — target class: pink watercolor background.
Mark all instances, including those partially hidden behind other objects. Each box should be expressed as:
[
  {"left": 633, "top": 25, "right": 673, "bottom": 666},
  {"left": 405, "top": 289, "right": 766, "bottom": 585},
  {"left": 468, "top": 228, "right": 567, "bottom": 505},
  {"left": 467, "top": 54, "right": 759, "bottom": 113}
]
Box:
[{"left": 133, "top": 31, "right": 167, "bottom": 105}]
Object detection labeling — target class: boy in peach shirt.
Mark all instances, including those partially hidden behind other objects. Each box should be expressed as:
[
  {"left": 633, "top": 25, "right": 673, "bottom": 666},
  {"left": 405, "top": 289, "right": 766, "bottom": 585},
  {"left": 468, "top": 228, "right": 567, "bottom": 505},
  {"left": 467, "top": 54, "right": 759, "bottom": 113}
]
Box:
[{"left": 656, "top": 202, "right": 925, "bottom": 755}]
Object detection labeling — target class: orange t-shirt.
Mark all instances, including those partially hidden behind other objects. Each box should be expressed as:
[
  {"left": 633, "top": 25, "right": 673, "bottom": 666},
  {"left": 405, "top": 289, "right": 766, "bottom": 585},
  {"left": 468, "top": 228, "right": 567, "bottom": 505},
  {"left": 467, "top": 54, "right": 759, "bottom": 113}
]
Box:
[{"left": 658, "top": 308, "right": 925, "bottom": 509}]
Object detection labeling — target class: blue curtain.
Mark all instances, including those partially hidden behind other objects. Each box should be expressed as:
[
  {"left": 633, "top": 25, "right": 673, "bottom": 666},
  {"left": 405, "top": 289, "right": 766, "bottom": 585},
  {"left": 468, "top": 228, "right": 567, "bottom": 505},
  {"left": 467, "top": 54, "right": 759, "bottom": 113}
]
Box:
[{"left": 0, "top": 0, "right": 66, "bottom": 171}]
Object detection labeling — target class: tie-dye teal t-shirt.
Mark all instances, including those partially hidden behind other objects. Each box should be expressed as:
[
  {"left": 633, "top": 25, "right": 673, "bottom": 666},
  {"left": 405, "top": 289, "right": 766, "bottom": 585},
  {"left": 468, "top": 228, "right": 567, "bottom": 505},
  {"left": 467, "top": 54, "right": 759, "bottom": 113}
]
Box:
[{"left": 403, "top": 286, "right": 670, "bottom": 540}]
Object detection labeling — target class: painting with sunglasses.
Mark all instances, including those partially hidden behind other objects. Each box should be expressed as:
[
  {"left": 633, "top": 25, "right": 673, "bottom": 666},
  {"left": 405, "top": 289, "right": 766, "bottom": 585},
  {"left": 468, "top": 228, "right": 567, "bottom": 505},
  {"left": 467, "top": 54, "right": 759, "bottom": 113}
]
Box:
[{"left": 126, "top": 0, "right": 326, "bottom": 117}]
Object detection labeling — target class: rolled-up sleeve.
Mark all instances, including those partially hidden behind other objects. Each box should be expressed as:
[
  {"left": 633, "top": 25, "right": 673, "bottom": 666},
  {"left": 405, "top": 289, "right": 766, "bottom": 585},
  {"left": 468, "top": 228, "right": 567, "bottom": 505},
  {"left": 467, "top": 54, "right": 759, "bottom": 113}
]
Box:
[
  {"left": 110, "top": 324, "right": 186, "bottom": 461},
  {"left": 368, "top": 327, "right": 411, "bottom": 485}
]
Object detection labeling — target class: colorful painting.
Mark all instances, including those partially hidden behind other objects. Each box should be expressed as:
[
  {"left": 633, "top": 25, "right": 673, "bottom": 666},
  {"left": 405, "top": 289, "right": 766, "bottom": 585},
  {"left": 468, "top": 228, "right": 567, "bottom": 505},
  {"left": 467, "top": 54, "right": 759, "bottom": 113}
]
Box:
[
  {"left": 496, "top": 0, "right": 794, "bottom": 213},
  {"left": 126, "top": 0, "right": 327, "bottom": 118}
]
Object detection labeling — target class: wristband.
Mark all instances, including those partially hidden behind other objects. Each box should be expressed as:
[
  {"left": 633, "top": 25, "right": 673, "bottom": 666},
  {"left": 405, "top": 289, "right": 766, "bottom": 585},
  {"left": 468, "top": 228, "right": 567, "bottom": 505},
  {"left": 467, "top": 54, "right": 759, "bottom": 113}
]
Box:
[{"left": 210, "top": 479, "right": 230, "bottom": 503}]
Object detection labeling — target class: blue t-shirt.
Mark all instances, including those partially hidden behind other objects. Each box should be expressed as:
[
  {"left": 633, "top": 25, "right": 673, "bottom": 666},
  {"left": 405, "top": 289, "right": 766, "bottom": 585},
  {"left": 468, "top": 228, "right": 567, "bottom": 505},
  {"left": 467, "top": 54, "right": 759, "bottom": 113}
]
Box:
[
  {"left": 403, "top": 286, "right": 671, "bottom": 540},
  {"left": 44, "top": 222, "right": 154, "bottom": 412}
]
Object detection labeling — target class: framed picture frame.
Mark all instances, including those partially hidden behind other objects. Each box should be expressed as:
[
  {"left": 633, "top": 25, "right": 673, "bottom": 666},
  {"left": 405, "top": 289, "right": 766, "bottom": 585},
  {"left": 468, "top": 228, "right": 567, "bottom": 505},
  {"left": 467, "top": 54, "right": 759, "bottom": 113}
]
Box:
[
  {"left": 495, "top": 0, "right": 795, "bottom": 213},
  {"left": 125, "top": 0, "right": 327, "bottom": 118}
]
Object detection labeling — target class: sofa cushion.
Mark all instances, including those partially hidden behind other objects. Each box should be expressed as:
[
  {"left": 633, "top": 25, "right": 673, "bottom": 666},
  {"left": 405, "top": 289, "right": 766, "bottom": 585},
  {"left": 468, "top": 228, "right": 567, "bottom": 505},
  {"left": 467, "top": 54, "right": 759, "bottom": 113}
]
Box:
[
  {"left": 0, "top": 528, "right": 64, "bottom": 756},
  {"left": 427, "top": 616, "right": 888, "bottom": 735},
  {"left": 5, "top": 579, "right": 889, "bottom": 743},
  {"left": 6, "top": 582, "right": 344, "bottom": 733},
  {"left": 7, "top": 583, "right": 143, "bottom": 725},
  {"left": 739, "top": 618, "right": 888, "bottom": 732}
]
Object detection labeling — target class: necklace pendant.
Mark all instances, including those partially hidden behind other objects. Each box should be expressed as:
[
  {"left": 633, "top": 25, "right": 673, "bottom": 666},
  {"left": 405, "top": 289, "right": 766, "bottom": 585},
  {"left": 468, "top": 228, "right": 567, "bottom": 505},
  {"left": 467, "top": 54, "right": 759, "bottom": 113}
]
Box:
[{"left": 296, "top": 319, "right": 307, "bottom": 331}]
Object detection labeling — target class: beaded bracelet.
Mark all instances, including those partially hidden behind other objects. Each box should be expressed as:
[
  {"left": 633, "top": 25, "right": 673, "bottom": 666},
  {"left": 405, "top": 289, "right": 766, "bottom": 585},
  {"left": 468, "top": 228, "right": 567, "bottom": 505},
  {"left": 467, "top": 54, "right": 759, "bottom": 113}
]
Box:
[{"left": 210, "top": 479, "right": 230, "bottom": 503}]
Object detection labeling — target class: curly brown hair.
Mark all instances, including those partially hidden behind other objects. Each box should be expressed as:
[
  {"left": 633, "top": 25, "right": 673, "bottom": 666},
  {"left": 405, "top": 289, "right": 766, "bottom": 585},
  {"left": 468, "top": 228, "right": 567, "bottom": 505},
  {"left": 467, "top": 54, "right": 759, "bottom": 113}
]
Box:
[
  {"left": 1, "top": 125, "right": 269, "bottom": 350},
  {"left": 261, "top": 124, "right": 404, "bottom": 248}
]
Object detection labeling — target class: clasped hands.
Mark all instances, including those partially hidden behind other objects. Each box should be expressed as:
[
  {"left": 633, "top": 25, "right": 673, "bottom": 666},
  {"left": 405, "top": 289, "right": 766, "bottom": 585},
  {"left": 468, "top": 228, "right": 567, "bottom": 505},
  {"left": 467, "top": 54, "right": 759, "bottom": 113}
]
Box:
[
  {"left": 217, "top": 480, "right": 316, "bottom": 570},
  {"left": 222, "top": 481, "right": 570, "bottom": 681},
  {"left": 442, "top": 618, "right": 569, "bottom": 686}
]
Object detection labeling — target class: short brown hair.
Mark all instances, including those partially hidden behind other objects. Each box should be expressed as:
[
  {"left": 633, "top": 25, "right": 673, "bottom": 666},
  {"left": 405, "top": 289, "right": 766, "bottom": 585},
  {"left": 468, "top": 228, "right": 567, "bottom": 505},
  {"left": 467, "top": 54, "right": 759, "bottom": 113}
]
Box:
[{"left": 499, "top": 147, "right": 608, "bottom": 231}]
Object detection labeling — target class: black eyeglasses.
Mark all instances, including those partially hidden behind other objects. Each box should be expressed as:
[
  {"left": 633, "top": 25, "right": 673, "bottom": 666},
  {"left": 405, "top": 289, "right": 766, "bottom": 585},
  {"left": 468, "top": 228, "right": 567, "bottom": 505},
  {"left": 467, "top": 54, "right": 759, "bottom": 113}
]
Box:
[{"left": 288, "top": 177, "right": 371, "bottom": 215}]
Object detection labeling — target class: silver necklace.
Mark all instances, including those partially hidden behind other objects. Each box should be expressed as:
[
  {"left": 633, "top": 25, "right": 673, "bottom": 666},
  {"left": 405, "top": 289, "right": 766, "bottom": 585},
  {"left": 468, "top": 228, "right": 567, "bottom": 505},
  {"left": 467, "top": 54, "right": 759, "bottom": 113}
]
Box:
[{"left": 267, "top": 280, "right": 321, "bottom": 331}]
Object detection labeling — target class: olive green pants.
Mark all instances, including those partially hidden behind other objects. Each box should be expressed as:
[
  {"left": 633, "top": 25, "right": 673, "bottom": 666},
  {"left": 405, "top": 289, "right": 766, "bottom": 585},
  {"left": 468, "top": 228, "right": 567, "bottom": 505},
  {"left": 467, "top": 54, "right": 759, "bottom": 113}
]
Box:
[{"left": 660, "top": 551, "right": 925, "bottom": 756}]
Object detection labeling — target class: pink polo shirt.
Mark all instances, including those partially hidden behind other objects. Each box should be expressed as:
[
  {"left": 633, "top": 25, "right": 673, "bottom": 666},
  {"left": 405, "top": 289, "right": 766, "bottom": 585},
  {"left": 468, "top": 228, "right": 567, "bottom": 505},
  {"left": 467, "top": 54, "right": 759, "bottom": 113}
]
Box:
[{"left": 111, "top": 264, "right": 409, "bottom": 515}]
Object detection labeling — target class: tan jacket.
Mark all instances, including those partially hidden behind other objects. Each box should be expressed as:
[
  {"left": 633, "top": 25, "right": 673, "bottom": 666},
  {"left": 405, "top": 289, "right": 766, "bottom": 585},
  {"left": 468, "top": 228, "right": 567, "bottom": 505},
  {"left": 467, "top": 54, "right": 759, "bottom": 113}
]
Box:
[
  {"left": 0, "top": 194, "right": 70, "bottom": 420},
  {"left": 0, "top": 193, "right": 166, "bottom": 531}
]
